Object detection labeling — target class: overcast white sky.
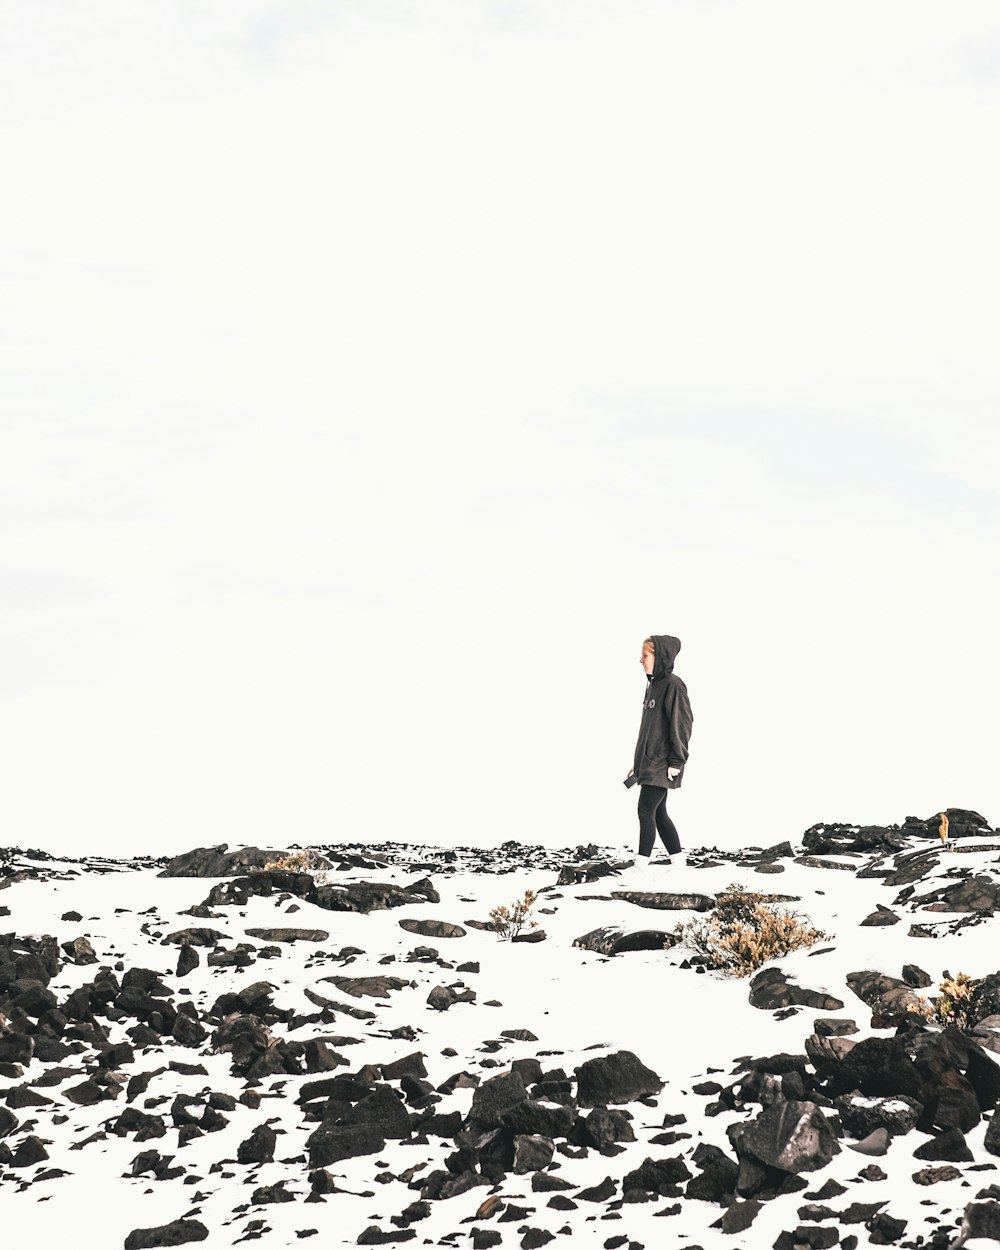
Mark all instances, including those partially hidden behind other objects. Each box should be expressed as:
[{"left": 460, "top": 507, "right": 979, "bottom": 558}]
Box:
[{"left": 2, "top": 1, "right": 999, "bottom": 858}]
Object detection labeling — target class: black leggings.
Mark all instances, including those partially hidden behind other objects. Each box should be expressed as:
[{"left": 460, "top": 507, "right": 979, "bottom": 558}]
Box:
[{"left": 637, "top": 784, "right": 681, "bottom": 858}]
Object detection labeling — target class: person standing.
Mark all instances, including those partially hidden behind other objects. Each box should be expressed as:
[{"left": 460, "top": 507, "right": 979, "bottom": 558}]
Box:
[{"left": 625, "top": 634, "right": 693, "bottom": 872}]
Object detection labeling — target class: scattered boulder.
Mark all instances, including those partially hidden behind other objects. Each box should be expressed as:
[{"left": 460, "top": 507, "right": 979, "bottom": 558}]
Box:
[
  {"left": 575, "top": 1050, "right": 662, "bottom": 1107},
  {"left": 244, "top": 928, "right": 329, "bottom": 943},
  {"left": 835, "top": 1094, "right": 921, "bottom": 1139},
  {"left": 123, "top": 1221, "right": 209, "bottom": 1248},
  {"left": 573, "top": 926, "right": 676, "bottom": 955},
  {"left": 157, "top": 844, "right": 298, "bottom": 877},
  {"left": 398, "top": 919, "right": 467, "bottom": 939},
  {"left": 749, "top": 968, "right": 844, "bottom": 1012},
  {"left": 728, "top": 1101, "right": 841, "bottom": 1175}
]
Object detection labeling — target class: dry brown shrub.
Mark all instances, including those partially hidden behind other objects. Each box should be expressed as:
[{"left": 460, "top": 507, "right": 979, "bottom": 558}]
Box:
[
  {"left": 489, "top": 889, "right": 539, "bottom": 941},
  {"left": 914, "top": 971, "right": 976, "bottom": 1029},
  {"left": 673, "top": 883, "right": 830, "bottom": 977},
  {"left": 259, "top": 850, "right": 317, "bottom": 873}
]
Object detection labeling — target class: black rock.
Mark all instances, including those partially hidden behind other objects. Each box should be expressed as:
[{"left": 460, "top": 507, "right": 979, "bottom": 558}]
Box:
[
  {"left": 157, "top": 844, "right": 292, "bottom": 877},
  {"left": 912, "top": 1127, "right": 974, "bottom": 1162},
  {"left": 123, "top": 1221, "right": 209, "bottom": 1249},
  {"left": 573, "top": 925, "right": 675, "bottom": 955},
  {"left": 307, "top": 1122, "right": 386, "bottom": 1168},
  {"left": 578, "top": 1106, "right": 635, "bottom": 1150},
  {"left": 686, "top": 1142, "right": 739, "bottom": 1203},
  {"left": 11, "top": 1134, "right": 49, "bottom": 1167},
  {"left": 339, "top": 1085, "right": 411, "bottom": 1139},
  {"left": 986, "top": 1110, "right": 1000, "bottom": 1157},
  {"left": 513, "top": 1134, "right": 555, "bottom": 1173},
  {"left": 749, "top": 968, "right": 844, "bottom": 1012},
  {"left": 237, "top": 1123, "right": 277, "bottom": 1164},
  {"left": 356, "top": 1226, "right": 417, "bottom": 1244},
  {"left": 501, "top": 1100, "right": 575, "bottom": 1140},
  {"left": 718, "top": 1198, "right": 762, "bottom": 1233},
  {"left": 469, "top": 1070, "right": 528, "bottom": 1129},
  {"left": 867, "top": 1212, "right": 907, "bottom": 1244},
  {"left": 824, "top": 1036, "right": 923, "bottom": 1099},
  {"left": 729, "top": 1101, "right": 840, "bottom": 1174},
  {"left": 622, "top": 1155, "right": 692, "bottom": 1191},
  {"left": 835, "top": 1094, "right": 921, "bottom": 1139},
  {"left": 576, "top": 1175, "right": 617, "bottom": 1202},
  {"left": 959, "top": 1200, "right": 1000, "bottom": 1243},
  {"left": 575, "top": 1050, "right": 662, "bottom": 1107}
]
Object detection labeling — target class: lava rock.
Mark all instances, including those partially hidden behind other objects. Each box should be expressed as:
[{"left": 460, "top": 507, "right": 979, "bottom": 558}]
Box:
[
  {"left": 575, "top": 1050, "right": 662, "bottom": 1107},
  {"left": 729, "top": 1101, "right": 841, "bottom": 1174},
  {"left": 469, "top": 1070, "right": 529, "bottom": 1129},
  {"left": 123, "top": 1220, "right": 210, "bottom": 1247},
  {"left": 513, "top": 1134, "right": 555, "bottom": 1173},
  {"left": 835, "top": 1094, "right": 921, "bottom": 1139},
  {"left": 572, "top": 926, "right": 676, "bottom": 955},
  {"left": 749, "top": 968, "right": 844, "bottom": 1012},
  {"left": 237, "top": 1123, "right": 277, "bottom": 1164},
  {"left": 912, "top": 1128, "right": 974, "bottom": 1161},
  {"left": 398, "top": 919, "right": 467, "bottom": 939}
]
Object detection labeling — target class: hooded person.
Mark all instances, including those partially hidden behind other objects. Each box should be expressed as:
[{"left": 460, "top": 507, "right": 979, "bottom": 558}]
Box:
[{"left": 627, "top": 633, "right": 693, "bottom": 868}]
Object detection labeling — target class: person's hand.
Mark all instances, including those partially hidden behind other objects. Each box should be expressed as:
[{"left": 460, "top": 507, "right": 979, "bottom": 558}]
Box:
[
  {"left": 667, "top": 766, "right": 681, "bottom": 781},
  {"left": 626, "top": 767, "right": 634, "bottom": 778}
]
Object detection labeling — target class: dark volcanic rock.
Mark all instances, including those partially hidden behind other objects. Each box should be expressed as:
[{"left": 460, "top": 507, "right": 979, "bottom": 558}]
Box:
[
  {"left": 469, "top": 1070, "right": 528, "bottom": 1129},
  {"left": 339, "top": 1085, "right": 411, "bottom": 1139},
  {"left": 500, "top": 1100, "right": 575, "bottom": 1140},
  {"left": 866, "top": 1212, "right": 907, "bottom": 1244},
  {"left": 607, "top": 888, "right": 715, "bottom": 912},
  {"left": 512, "top": 1133, "right": 555, "bottom": 1173},
  {"left": 686, "top": 1142, "right": 739, "bottom": 1203},
  {"left": 161, "top": 927, "right": 227, "bottom": 946},
  {"left": 845, "top": 970, "right": 929, "bottom": 1024},
  {"left": 824, "top": 1036, "right": 923, "bottom": 1100},
  {"left": 124, "top": 1220, "right": 209, "bottom": 1248},
  {"left": 575, "top": 1050, "right": 662, "bottom": 1107},
  {"left": 244, "top": 927, "right": 329, "bottom": 943},
  {"left": 986, "top": 1109, "right": 1000, "bottom": 1156},
  {"left": 622, "top": 1155, "right": 691, "bottom": 1191},
  {"left": 175, "top": 945, "right": 199, "bottom": 977},
  {"left": 729, "top": 1101, "right": 840, "bottom": 1174},
  {"left": 912, "top": 1127, "right": 974, "bottom": 1162},
  {"left": 959, "top": 1200, "right": 1000, "bottom": 1243},
  {"left": 307, "top": 1121, "right": 386, "bottom": 1167},
  {"left": 158, "top": 844, "right": 293, "bottom": 877},
  {"left": 860, "top": 906, "right": 900, "bottom": 927},
  {"left": 237, "top": 1122, "right": 277, "bottom": 1163},
  {"left": 398, "top": 919, "right": 466, "bottom": 939},
  {"left": 426, "top": 984, "right": 476, "bottom": 1011},
  {"left": 904, "top": 808, "right": 992, "bottom": 839},
  {"left": 923, "top": 876, "right": 1000, "bottom": 914},
  {"left": 749, "top": 968, "right": 844, "bottom": 1012},
  {"left": 578, "top": 1106, "right": 636, "bottom": 1149},
  {"left": 835, "top": 1094, "right": 921, "bottom": 1139},
  {"left": 573, "top": 925, "right": 676, "bottom": 955},
  {"left": 61, "top": 935, "right": 99, "bottom": 963}
]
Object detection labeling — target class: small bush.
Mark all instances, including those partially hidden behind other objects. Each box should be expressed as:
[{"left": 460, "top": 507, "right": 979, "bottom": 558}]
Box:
[
  {"left": 490, "top": 889, "right": 539, "bottom": 941},
  {"left": 259, "top": 850, "right": 319, "bottom": 874},
  {"left": 673, "top": 882, "right": 830, "bottom": 977},
  {"left": 915, "top": 971, "right": 976, "bottom": 1029}
]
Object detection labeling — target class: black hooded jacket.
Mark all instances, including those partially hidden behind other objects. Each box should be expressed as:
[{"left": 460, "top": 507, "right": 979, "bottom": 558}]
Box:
[{"left": 632, "top": 634, "right": 693, "bottom": 789}]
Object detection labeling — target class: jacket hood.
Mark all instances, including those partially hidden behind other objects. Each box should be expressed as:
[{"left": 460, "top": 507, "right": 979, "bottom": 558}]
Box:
[{"left": 649, "top": 634, "right": 681, "bottom": 680}]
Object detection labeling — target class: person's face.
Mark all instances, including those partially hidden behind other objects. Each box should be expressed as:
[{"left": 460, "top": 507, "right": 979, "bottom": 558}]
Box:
[{"left": 640, "top": 645, "right": 655, "bottom": 676}]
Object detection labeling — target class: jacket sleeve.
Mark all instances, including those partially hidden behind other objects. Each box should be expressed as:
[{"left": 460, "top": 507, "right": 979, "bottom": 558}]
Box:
[{"left": 667, "top": 681, "right": 693, "bottom": 767}]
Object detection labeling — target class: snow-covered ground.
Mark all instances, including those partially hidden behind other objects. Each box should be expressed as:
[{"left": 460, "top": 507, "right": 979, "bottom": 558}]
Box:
[{"left": 1, "top": 832, "right": 999, "bottom": 1249}]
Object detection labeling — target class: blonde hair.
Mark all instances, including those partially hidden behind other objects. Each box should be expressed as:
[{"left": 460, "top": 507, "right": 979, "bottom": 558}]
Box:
[{"left": 642, "top": 637, "right": 654, "bottom": 652}]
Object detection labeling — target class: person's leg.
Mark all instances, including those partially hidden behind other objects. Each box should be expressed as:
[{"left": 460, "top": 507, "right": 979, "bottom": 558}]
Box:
[
  {"left": 653, "top": 790, "right": 682, "bottom": 856},
  {"left": 637, "top": 785, "right": 667, "bottom": 857}
]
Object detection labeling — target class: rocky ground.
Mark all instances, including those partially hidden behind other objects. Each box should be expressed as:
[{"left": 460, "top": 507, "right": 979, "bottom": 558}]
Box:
[{"left": 2, "top": 807, "right": 1000, "bottom": 1249}]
